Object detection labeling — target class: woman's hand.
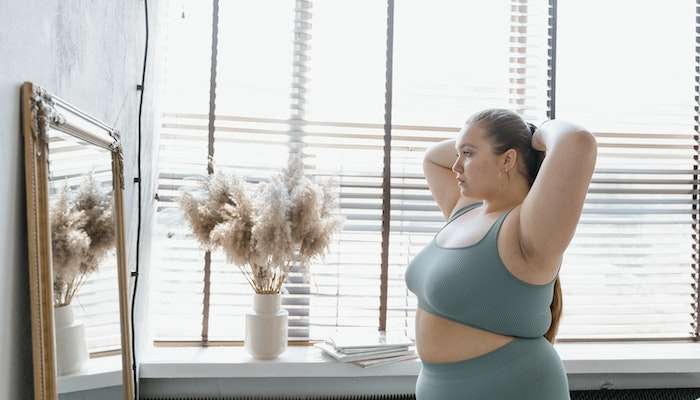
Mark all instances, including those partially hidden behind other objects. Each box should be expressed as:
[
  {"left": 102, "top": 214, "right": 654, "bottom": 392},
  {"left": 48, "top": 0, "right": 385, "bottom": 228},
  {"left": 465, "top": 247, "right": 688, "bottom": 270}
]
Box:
[
  {"left": 532, "top": 119, "right": 591, "bottom": 152},
  {"left": 531, "top": 127, "right": 547, "bottom": 152}
]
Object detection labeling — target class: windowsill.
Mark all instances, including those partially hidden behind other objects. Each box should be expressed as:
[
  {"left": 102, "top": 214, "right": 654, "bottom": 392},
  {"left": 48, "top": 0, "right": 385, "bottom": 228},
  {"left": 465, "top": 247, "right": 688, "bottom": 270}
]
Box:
[
  {"left": 140, "top": 340, "right": 700, "bottom": 379},
  {"left": 51, "top": 342, "right": 700, "bottom": 395},
  {"left": 57, "top": 354, "right": 123, "bottom": 394}
]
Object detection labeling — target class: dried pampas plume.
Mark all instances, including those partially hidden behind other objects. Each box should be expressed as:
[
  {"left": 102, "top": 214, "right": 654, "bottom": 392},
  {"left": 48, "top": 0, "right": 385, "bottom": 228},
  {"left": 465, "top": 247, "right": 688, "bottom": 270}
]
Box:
[
  {"left": 284, "top": 152, "right": 345, "bottom": 266},
  {"left": 180, "top": 171, "right": 256, "bottom": 255},
  {"left": 209, "top": 173, "right": 256, "bottom": 265},
  {"left": 50, "top": 173, "right": 116, "bottom": 307},
  {"left": 178, "top": 153, "right": 345, "bottom": 294},
  {"left": 250, "top": 174, "right": 293, "bottom": 269},
  {"left": 180, "top": 172, "right": 245, "bottom": 249},
  {"left": 51, "top": 187, "right": 90, "bottom": 306},
  {"left": 288, "top": 175, "right": 344, "bottom": 265},
  {"left": 74, "top": 174, "right": 115, "bottom": 274}
]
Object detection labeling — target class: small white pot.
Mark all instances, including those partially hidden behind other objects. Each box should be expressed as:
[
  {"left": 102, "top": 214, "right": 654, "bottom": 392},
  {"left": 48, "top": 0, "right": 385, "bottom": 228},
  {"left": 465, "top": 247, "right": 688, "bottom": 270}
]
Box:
[
  {"left": 244, "top": 293, "right": 288, "bottom": 359},
  {"left": 54, "top": 303, "right": 89, "bottom": 375}
]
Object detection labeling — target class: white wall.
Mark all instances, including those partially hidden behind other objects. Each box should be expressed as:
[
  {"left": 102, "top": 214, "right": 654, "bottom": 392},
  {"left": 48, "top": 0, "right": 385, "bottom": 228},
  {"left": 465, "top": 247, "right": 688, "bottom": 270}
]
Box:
[{"left": 0, "top": 1, "right": 162, "bottom": 398}]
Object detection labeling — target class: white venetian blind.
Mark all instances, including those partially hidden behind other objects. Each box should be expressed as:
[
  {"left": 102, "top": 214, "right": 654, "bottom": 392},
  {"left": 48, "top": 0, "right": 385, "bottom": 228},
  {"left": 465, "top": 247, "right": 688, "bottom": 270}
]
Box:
[
  {"left": 303, "top": 0, "right": 389, "bottom": 339},
  {"left": 152, "top": 0, "right": 699, "bottom": 343},
  {"left": 154, "top": 0, "right": 307, "bottom": 341},
  {"left": 207, "top": 0, "right": 296, "bottom": 340},
  {"left": 554, "top": 0, "right": 697, "bottom": 339},
  {"left": 385, "top": 0, "right": 551, "bottom": 339},
  {"left": 153, "top": 0, "right": 213, "bottom": 340}
]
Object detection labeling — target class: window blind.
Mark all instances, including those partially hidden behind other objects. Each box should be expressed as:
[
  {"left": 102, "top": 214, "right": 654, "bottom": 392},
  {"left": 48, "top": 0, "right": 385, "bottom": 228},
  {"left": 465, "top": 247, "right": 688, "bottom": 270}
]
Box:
[
  {"left": 385, "top": 0, "right": 552, "bottom": 340},
  {"left": 152, "top": 0, "right": 214, "bottom": 340},
  {"left": 207, "top": 0, "right": 298, "bottom": 340},
  {"left": 301, "top": 0, "right": 390, "bottom": 339},
  {"left": 152, "top": 0, "right": 700, "bottom": 343},
  {"left": 553, "top": 0, "right": 697, "bottom": 339}
]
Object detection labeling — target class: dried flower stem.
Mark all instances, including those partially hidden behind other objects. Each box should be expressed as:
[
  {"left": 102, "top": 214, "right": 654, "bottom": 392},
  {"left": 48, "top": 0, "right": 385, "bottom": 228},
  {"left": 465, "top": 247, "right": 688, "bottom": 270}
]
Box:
[{"left": 236, "top": 264, "right": 256, "bottom": 293}]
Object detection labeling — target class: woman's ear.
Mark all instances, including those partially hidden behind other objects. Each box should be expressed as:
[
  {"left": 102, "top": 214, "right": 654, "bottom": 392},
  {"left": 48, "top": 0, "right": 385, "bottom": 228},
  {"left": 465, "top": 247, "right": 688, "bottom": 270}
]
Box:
[{"left": 502, "top": 148, "right": 518, "bottom": 171}]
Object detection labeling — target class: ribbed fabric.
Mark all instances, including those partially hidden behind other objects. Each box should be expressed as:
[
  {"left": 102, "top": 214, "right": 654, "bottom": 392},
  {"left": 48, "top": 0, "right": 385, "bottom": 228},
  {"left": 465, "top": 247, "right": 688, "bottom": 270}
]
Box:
[
  {"left": 405, "top": 201, "right": 558, "bottom": 338},
  {"left": 416, "top": 336, "right": 570, "bottom": 399}
]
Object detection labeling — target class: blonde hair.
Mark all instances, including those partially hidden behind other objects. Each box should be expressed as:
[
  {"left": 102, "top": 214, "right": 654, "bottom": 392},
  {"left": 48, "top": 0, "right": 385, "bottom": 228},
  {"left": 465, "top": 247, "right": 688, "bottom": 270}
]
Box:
[{"left": 466, "top": 108, "right": 562, "bottom": 344}]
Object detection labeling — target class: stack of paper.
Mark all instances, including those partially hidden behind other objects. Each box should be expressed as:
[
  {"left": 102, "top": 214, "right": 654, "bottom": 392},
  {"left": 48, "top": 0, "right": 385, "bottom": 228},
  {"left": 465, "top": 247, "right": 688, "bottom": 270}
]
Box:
[{"left": 313, "top": 331, "right": 418, "bottom": 368}]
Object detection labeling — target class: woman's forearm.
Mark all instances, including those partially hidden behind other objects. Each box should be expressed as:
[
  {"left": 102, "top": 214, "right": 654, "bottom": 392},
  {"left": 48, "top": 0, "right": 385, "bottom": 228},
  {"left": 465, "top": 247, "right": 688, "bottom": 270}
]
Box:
[
  {"left": 424, "top": 119, "right": 594, "bottom": 167},
  {"left": 534, "top": 119, "right": 595, "bottom": 151},
  {"left": 424, "top": 138, "right": 458, "bottom": 169}
]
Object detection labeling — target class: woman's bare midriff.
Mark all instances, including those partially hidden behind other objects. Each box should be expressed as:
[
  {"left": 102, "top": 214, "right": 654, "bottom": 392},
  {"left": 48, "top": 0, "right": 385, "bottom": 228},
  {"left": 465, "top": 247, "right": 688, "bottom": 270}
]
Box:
[{"left": 415, "top": 307, "right": 516, "bottom": 363}]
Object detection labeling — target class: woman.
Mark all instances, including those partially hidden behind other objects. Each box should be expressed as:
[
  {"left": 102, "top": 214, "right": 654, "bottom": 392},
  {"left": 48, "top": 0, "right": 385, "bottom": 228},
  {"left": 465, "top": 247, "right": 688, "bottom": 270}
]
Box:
[{"left": 405, "top": 108, "right": 597, "bottom": 399}]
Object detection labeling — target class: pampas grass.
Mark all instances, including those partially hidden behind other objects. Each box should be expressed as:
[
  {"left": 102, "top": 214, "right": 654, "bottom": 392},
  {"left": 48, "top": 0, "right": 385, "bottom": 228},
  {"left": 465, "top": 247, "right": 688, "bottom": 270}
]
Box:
[
  {"left": 179, "top": 152, "right": 345, "bottom": 294},
  {"left": 51, "top": 186, "right": 90, "bottom": 306},
  {"left": 50, "top": 173, "right": 115, "bottom": 307},
  {"left": 74, "top": 174, "right": 115, "bottom": 274}
]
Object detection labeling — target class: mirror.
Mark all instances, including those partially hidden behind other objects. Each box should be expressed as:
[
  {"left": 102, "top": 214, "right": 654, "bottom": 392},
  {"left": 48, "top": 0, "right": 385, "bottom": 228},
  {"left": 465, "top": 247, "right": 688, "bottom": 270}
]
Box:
[{"left": 21, "top": 82, "right": 134, "bottom": 400}]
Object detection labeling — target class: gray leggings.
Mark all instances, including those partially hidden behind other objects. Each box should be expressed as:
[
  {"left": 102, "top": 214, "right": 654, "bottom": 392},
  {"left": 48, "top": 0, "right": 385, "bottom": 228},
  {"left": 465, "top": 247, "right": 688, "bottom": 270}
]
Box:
[{"left": 416, "top": 336, "right": 570, "bottom": 400}]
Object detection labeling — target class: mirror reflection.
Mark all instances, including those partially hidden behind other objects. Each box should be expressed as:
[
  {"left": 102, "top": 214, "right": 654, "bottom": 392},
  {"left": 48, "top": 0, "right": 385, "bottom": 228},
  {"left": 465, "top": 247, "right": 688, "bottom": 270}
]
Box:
[{"left": 46, "top": 127, "right": 123, "bottom": 397}]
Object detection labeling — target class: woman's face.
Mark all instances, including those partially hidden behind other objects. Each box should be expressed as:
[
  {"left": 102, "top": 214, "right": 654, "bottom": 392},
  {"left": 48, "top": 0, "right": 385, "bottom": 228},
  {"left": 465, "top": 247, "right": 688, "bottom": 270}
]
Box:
[{"left": 452, "top": 122, "right": 503, "bottom": 197}]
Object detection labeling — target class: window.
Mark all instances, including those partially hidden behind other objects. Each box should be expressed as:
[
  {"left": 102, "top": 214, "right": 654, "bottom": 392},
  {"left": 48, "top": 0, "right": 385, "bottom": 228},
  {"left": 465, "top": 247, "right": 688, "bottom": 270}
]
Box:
[
  {"left": 386, "top": 0, "right": 550, "bottom": 339},
  {"left": 555, "top": 0, "right": 696, "bottom": 339},
  {"left": 152, "top": 0, "right": 699, "bottom": 343}
]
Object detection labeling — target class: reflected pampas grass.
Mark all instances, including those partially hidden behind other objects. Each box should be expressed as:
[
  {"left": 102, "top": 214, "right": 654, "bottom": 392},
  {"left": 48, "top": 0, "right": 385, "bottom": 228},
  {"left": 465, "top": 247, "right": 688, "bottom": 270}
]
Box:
[
  {"left": 179, "top": 153, "right": 345, "bottom": 294},
  {"left": 50, "top": 188, "right": 90, "bottom": 306},
  {"left": 74, "top": 174, "right": 115, "bottom": 275},
  {"left": 50, "top": 173, "right": 115, "bottom": 306}
]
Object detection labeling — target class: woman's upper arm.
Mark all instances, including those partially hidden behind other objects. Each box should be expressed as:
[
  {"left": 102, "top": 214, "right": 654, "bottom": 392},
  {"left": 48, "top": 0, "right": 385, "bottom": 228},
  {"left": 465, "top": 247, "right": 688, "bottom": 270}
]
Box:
[
  {"left": 519, "top": 132, "right": 597, "bottom": 263},
  {"left": 423, "top": 158, "right": 480, "bottom": 220}
]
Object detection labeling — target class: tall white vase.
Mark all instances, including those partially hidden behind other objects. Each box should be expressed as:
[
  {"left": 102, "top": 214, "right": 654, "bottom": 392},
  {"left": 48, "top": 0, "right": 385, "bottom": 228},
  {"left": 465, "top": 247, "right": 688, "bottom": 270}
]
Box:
[
  {"left": 54, "top": 303, "right": 89, "bottom": 375},
  {"left": 244, "top": 293, "right": 288, "bottom": 359}
]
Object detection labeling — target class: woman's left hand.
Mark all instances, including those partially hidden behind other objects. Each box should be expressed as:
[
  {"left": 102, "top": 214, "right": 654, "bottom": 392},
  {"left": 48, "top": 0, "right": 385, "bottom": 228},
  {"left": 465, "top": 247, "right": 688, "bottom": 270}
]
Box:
[{"left": 531, "top": 127, "right": 546, "bottom": 152}]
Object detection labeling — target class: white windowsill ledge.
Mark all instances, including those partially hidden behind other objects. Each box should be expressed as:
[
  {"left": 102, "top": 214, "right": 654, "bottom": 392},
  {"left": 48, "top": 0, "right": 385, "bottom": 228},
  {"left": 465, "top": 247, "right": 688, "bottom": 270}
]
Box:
[
  {"left": 140, "top": 341, "right": 700, "bottom": 379},
  {"left": 57, "top": 354, "right": 123, "bottom": 394}
]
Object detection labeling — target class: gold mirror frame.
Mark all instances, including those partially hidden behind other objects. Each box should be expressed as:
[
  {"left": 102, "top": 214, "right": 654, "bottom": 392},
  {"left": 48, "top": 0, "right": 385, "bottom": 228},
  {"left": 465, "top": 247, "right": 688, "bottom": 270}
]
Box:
[{"left": 20, "top": 81, "right": 135, "bottom": 400}]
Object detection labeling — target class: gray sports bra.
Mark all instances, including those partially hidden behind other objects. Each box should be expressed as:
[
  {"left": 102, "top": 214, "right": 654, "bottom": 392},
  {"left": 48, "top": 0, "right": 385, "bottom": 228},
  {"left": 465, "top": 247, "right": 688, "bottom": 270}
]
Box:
[{"left": 404, "top": 201, "right": 559, "bottom": 338}]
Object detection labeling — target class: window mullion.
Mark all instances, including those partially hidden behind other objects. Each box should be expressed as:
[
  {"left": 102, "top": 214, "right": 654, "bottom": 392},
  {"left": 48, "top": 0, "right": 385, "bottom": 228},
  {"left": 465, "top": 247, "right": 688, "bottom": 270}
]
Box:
[
  {"left": 379, "top": 0, "right": 395, "bottom": 333},
  {"left": 201, "top": 0, "right": 221, "bottom": 344}
]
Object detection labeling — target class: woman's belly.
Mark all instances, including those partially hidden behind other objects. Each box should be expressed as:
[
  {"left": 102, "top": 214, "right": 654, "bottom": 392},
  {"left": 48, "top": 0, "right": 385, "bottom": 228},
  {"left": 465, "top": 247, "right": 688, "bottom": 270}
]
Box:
[{"left": 415, "top": 306, "right": 516, "bottom": 363}]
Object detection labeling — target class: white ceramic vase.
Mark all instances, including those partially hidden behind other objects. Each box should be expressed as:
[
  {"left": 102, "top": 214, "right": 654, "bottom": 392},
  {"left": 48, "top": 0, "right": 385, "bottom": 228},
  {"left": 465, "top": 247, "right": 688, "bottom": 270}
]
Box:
[
  {"left": 244, "top": 293, "right": 288, "bottom": 359},
  {"left": 54, "top": 303, "right": 89, "bottom": 375}
]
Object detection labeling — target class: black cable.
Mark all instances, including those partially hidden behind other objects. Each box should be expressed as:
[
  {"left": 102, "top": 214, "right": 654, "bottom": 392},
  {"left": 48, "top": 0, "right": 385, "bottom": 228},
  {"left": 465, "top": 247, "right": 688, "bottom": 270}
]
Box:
[{"left": 131, "top": 0, "right": 148, "bottom": 398}]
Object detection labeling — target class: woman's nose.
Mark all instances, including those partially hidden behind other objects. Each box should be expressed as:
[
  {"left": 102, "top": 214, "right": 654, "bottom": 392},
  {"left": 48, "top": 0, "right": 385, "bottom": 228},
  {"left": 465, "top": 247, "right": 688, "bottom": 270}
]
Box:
[{"left": 452, "top": 159, "right": 462, "bottom": 174}]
